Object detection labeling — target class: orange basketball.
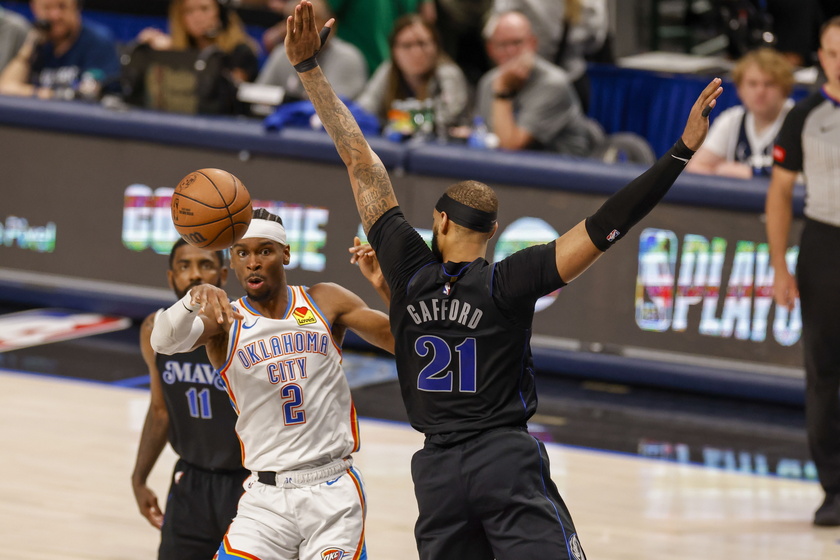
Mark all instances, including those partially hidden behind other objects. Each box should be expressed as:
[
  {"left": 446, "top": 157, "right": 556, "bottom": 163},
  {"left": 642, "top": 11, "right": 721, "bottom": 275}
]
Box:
[{"left": 171, "top": 168, "right": 252, "bottom": 251}]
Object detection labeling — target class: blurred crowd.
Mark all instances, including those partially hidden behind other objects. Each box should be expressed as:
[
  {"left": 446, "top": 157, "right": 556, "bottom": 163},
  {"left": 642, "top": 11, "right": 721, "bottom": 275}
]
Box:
[{"left": 0, "top": 0, "right": 835, "bottom": 167}]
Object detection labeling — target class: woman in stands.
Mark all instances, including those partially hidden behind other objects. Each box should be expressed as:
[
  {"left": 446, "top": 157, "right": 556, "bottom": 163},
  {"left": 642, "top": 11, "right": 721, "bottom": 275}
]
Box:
[
  {"left": 134, "top": 0, "right": 259, "bottom": 113},
  {"left": 355, "top": 14, "right": 469, "bottom": 140}
]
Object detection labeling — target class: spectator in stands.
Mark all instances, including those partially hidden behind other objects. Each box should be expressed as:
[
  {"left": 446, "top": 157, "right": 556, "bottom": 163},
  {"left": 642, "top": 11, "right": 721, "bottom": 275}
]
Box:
[
  {"left": 434, "top": 0, "right": 493, "bottom": 86},
  {"left": 325, "top": 0, "right": 435, "bottom": 77},
  {"left": 135, "top": 0, "right": 259, "bottom": 86},
  {"left": 257, "top": 0, "right": 367, "bottom": 101},
  {"left": 687, "top": 48, "right": 794, "bottom": 179},
  {"left": 0, "top": 0, "right": 120, "bottom": 100},
  {"left": 258, "top": 0, "right": 292, "bottom": 54},
  {"left": 355, "top": 13, "right": 469, "bottom": 136},
  {"left": 492, "top": 0, "right": 609, "bottom": 113},
  {"left": 0, "top": 6, "right": 31, "bottom": 74},
  {"left": 475, "top": 10, "right": 598, "bottom": 155}
]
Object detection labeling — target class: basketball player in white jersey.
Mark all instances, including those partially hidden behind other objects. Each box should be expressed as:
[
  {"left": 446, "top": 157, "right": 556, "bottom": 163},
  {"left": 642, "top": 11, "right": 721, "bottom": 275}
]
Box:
[{"left": 150, "top": 208, "right": 394, "bottom": 559}]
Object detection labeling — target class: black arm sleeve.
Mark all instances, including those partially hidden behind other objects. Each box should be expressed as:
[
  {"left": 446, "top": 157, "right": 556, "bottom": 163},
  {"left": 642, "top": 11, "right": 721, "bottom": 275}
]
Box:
[
  {"left": 368, "top": 207, "right": 436, "bottom": 297},
  {"left": 584, "top": 138, "right": 695, "bottom": 251}
]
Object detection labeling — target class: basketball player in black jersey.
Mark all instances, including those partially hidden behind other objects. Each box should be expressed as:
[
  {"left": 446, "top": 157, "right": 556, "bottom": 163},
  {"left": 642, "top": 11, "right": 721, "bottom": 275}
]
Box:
[
  {"left": 287, "top": 2, "right": 722, "bottom": 558},
  {"left": 131, "top": 239, "right": 249, "bottom": 560}
]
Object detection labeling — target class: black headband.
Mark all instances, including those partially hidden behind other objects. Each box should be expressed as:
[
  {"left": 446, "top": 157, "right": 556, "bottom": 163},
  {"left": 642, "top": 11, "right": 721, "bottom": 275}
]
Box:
[{"left": 435, "top": 193, "right": 497, "bottom": 233}]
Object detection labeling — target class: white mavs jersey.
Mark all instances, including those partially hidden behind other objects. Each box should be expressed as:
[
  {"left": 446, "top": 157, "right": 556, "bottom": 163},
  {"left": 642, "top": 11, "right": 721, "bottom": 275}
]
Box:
[{"left": 218, "top": 286, "right": 360, "bottom": 472}]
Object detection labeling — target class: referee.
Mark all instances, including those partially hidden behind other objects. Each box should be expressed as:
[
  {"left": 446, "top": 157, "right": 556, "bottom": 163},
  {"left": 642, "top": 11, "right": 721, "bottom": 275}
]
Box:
[{"left": 766, "top": 16, "right": 840, "bottom": 527}]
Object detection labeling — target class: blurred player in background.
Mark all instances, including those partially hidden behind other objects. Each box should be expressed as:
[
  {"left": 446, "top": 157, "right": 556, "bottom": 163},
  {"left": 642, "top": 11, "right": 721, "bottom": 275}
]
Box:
[
  {"left": 132, "top": 239, "right": 248, "bottom": 559},
  {"left": 150, "top": 209, "right": 394, "bottom": 559},
  {"left": 286, "top": 1, "right": 721, "bottom": 557}
]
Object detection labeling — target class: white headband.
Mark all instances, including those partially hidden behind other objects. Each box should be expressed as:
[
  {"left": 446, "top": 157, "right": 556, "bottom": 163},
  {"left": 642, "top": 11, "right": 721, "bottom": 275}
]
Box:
[{"left": 240, "top": 218, "right": 287, "bottom": 245}]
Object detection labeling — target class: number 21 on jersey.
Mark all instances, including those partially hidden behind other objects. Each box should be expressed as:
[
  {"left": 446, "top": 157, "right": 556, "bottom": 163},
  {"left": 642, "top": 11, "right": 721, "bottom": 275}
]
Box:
[{"left": 415, "top": 336, "right": 477, "bottom": 392}]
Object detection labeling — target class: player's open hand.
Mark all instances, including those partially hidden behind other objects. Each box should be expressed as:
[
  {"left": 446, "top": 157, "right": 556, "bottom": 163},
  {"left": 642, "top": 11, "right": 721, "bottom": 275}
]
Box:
[
  {"left": 681, "top": 77, "right": 723, "bottom": 151},
  {"left": 348, "top": 237, "right": 385, "bottom": 290},
  {"left": 285, "top": 0, "right": 334, "bottom": 66}
]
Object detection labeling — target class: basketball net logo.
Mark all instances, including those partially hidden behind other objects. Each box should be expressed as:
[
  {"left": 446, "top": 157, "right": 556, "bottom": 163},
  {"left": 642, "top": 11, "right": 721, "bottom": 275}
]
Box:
[
  {"left": 320, "top": 549, "right": 346, "bottom": 560},
  {"left": 293, "top": 306, "right": 317, "bottom": 326}
]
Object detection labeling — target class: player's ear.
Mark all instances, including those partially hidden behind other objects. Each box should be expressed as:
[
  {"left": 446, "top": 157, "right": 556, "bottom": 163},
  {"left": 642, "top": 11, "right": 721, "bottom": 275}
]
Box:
[
  {"left": 438, "top": 212, "right": 450, "bottom": 234},
  {"left": 220, "top": 266, "right": 229, "bottom": 284},
  {"left": 282, "top": 244, "right": 291, "bottom": 265},
  {"left": 166, "top": 269, "right": 176, "bottom": 290},
  {"left": 487, "top": 222, "right": 499, "bottom": 240}
]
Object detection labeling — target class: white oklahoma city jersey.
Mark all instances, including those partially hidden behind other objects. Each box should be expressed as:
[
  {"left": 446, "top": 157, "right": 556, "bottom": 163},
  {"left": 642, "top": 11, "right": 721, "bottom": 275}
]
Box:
[{"left": 218, "top": 286, "right": 360, "bottom": 472}]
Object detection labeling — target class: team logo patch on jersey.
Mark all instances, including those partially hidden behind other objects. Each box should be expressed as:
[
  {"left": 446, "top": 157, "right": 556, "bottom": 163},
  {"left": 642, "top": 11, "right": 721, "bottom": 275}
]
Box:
[
  {"left": 569, "top": 533, "right": 586, "bottom": 560},
  {"left": 320, "top": 548, "right": 346, "bottom": 560},
  {"left": 293, "top": 306, "right": 317, "bottom": 326},
  {"left": 772, "top": 144, "right": 786, "bottom": 163}
]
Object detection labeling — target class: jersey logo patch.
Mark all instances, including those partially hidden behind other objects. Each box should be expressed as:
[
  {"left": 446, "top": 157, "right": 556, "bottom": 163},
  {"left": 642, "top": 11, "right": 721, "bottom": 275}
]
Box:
[
  {"left": 242, "top": 317, "right": 260, "bottom": 329},
  {"left": 293, "top": 306, "right": 317, "bottom": 326},
  {"left": 606, "top": 229, "right": 620, "bottom": 243},
  {"left": 772, "top": 145, "right": 786, "bottom": 163},
  {"left": 321, "top": 548, "right": 346, "bottom": 560},
  {"left": 569, "top": 533, "right": 586, "bottom": 560}
]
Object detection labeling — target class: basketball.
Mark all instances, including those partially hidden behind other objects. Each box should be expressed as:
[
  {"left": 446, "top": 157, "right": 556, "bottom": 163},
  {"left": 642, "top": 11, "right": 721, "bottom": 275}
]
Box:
[{"left": 171, "top": 168, "right": 252, "bottom": 251}]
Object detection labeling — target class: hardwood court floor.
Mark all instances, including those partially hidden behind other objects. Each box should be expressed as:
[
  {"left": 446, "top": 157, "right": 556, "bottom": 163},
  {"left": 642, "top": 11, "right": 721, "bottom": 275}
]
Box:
[{"left": 0, "top": 370, "right": 837, "bottom": 560}]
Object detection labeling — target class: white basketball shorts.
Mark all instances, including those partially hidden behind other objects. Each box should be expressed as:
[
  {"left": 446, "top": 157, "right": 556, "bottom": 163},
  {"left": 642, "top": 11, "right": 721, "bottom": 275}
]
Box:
[{"left": 214, "top": 458, "right": 367, "bottom": 560}]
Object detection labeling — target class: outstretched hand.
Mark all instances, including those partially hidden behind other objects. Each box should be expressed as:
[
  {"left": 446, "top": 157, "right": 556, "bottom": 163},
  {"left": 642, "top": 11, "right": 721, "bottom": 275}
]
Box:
[
  {"left": 681, "top": 77, "right": 724, "bottom": 151},
  {"left": 349, "top": 237, "right": 384, "bottom": 287},
  {"left": 285, "top": 0, "right": 334, "bottom": 67}
]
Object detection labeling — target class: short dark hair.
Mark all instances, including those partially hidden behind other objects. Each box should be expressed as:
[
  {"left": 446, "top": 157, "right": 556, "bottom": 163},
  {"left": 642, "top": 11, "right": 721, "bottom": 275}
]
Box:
[
  {"left": 168, "top": 238, "right": 225, "bottom": 269},
  {"left": 445, "top": 180, "right": 499, "bottom": 214}
]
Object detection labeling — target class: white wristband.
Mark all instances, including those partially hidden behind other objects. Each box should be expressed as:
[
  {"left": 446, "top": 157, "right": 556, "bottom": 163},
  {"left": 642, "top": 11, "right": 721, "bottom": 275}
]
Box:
[{"left": 150, "top": 290, "right": 205, "bottom": 355}]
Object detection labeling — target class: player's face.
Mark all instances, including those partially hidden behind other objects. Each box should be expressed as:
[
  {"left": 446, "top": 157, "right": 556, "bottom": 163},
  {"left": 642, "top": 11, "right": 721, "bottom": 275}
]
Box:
[
  {"left": 487, "top": 15, "right": 536, "bottom": 66},
  {"left": 392, "top": 22, "right": 437, "bottom": 79},
  {"left": 168, "top": 244, "right": 226, "bottom": 299},
  {"left": 30, "top": 0, "right": 81, "bottom": 43},
  {"left": 230, "top": 238, "right": 291, "bottom": 302},
  {"left": 736, "top": 65, "right": 786, "bottom": 121},
  {"left": 182, "top": 0, "right": 222, "bottom": 40},
  {"left": 819, "top": 26, "right": 840, "bottom": 93}
]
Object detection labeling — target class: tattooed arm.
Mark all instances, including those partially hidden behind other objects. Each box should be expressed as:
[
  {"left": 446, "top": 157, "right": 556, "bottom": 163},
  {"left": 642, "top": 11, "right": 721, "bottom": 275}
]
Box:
[{"left": 285, "top": 1, "right": 397, "bottom": 233}]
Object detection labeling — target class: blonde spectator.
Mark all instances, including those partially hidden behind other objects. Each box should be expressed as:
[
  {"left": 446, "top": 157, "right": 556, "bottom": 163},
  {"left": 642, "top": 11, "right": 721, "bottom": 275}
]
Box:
[
  {"left": 687, "top": 48, "right": 794, "bottom": 179},
  {"left": 137, "top": 0, "right": 259, "bottom": 84}
]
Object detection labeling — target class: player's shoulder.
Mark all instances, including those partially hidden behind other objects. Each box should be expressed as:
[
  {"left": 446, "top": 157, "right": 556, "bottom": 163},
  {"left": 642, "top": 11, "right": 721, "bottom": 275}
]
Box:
[
  {"left": 140, "top": 311, "right": 159, "bottom": 335},
  {"left": 306, "top": 281, "right": 353, "bottom": 300},
  {"left": 790, "top": 90, "right": 827, "bottom": 117}
]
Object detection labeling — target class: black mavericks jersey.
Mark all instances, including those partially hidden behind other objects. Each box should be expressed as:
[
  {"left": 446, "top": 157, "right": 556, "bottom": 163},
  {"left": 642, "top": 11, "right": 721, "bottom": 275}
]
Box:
[
  {"left": 368, "top": 208, "right": 565, "bottom": 439},
  {"left": 156, "top": 346, "right": 242, "bottom": 470}
]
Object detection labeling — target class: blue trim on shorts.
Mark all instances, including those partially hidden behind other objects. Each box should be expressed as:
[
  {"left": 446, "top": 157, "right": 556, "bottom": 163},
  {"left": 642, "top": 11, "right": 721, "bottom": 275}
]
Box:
[{"left": 532, "top": 435, "right": 572, "bottom": 558}]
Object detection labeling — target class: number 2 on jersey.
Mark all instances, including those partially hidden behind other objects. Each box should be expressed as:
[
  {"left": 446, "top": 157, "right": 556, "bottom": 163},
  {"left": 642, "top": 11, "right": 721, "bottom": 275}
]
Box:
[
  {"left": 415, "top": 336, "right": 477, "bottom": 392},
  {"left": 281, "top": 383, "right": 306, "bottom": 425}
]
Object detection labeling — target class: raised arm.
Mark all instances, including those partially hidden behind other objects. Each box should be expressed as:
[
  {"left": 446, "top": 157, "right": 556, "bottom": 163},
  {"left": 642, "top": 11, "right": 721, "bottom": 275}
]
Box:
[
  {"left": 285, "top": 0, "right": 397, "bottom": 232},
  {"left": 553, "top": 77, "right": 723, "bottom": 284}
]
